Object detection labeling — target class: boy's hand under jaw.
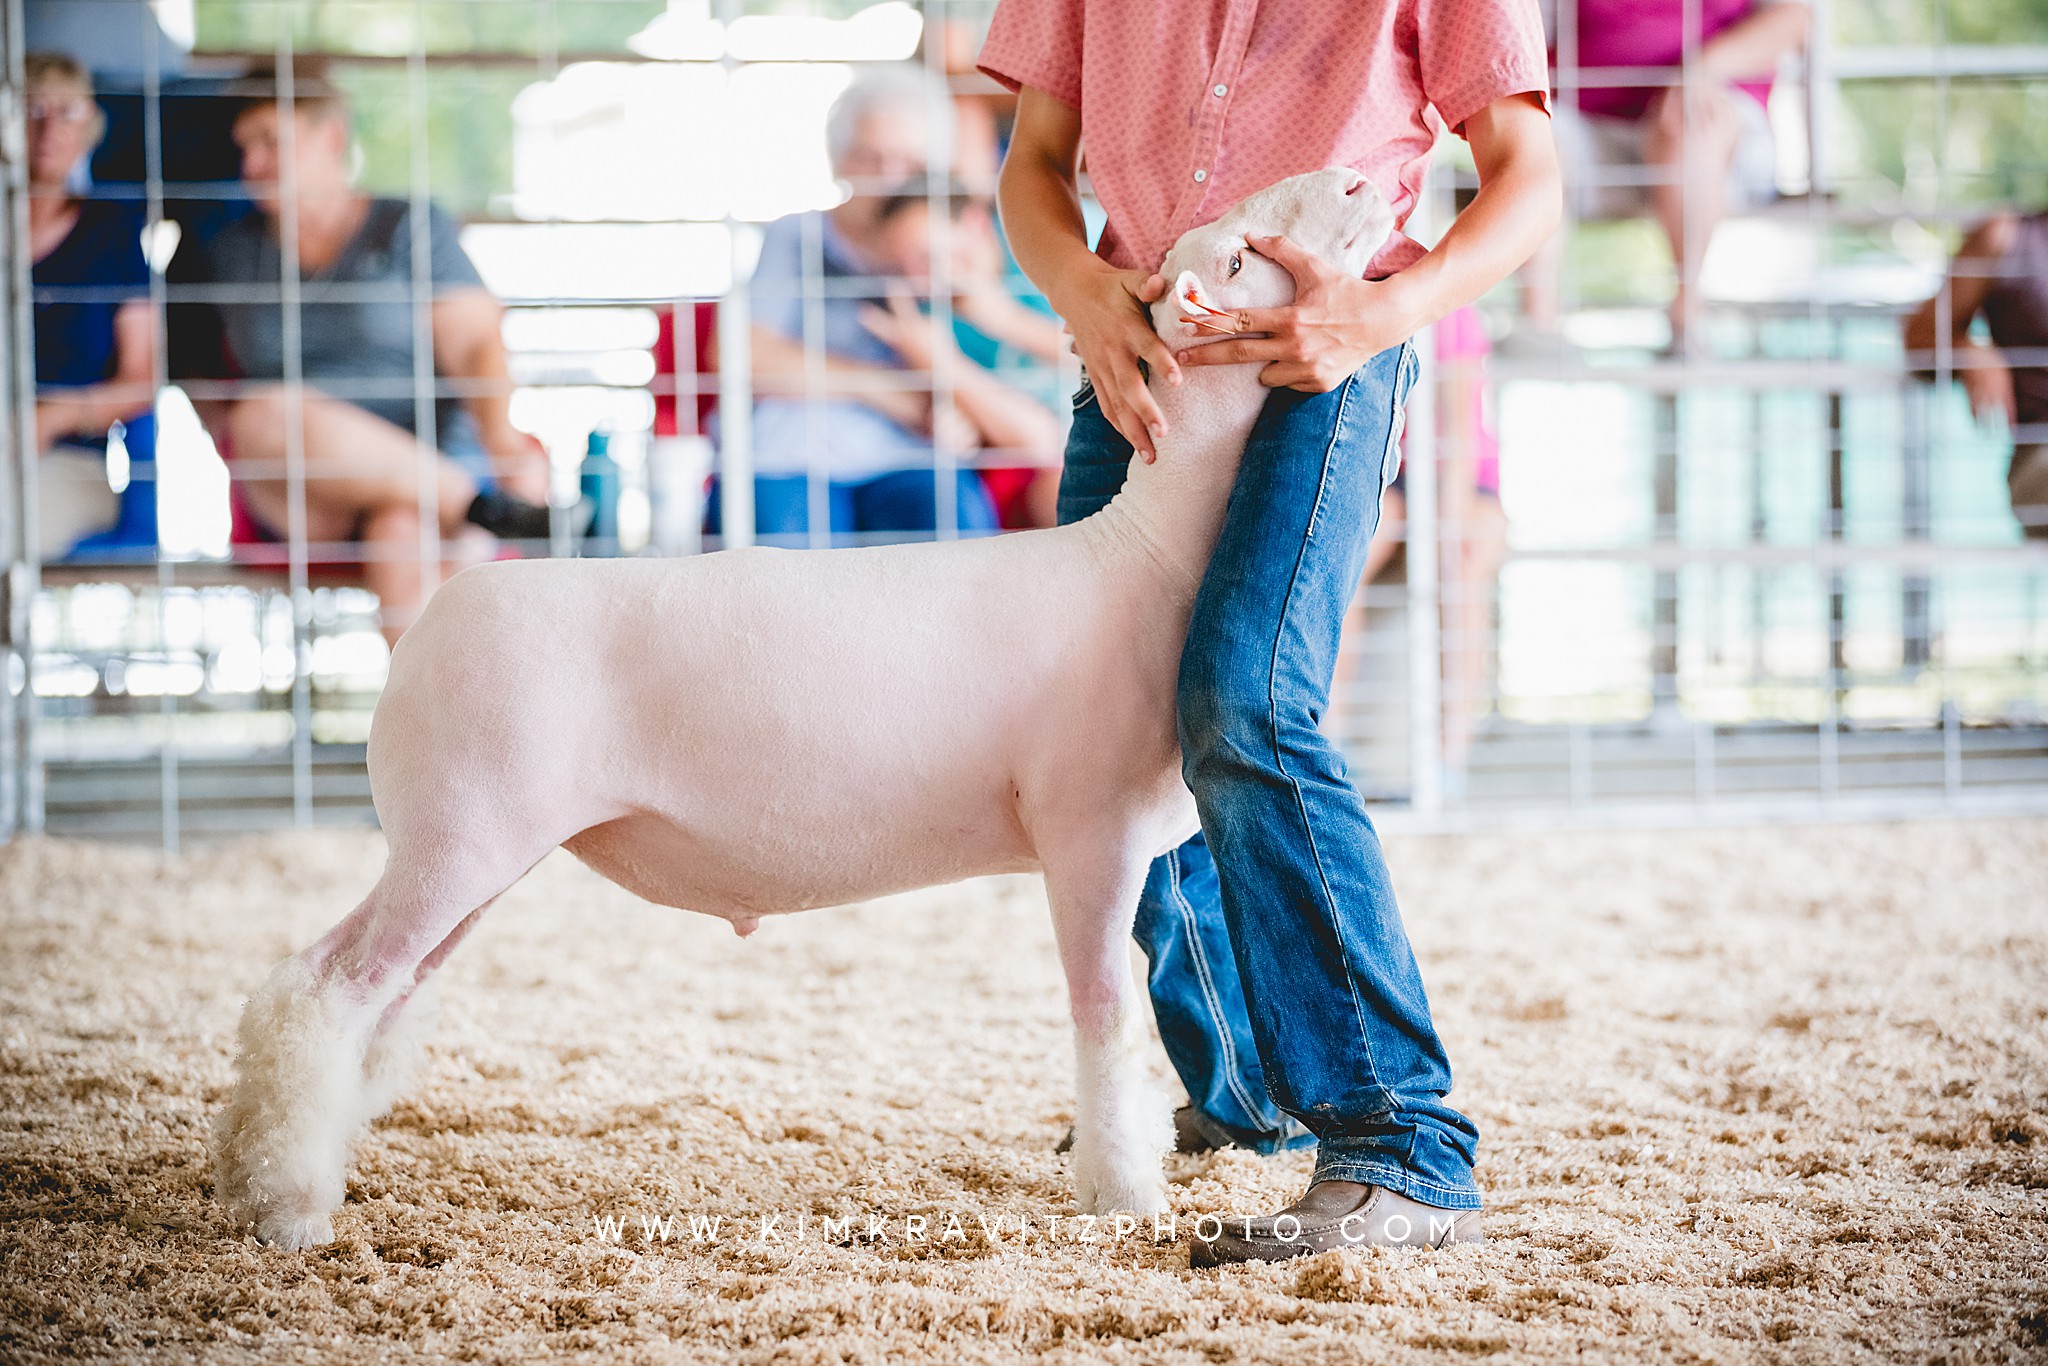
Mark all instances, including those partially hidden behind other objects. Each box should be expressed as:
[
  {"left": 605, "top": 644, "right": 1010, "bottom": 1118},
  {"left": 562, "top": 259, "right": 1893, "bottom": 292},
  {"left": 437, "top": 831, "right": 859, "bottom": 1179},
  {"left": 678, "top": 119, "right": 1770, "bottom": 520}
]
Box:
[{"left": 1178, "top": 233, "right": 1421, "bottom": 393}]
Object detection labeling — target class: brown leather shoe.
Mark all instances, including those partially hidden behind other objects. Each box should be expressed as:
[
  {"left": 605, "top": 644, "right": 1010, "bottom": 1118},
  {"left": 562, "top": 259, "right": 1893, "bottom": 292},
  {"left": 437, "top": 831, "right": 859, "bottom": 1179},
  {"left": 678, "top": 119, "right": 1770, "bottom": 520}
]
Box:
[
  {"left": 1189, "top": 1180, "right": 1483, "bottom": 1266},
  {"left": 1055, "top": 1105, "right": 1217, "bottom": 1155}
]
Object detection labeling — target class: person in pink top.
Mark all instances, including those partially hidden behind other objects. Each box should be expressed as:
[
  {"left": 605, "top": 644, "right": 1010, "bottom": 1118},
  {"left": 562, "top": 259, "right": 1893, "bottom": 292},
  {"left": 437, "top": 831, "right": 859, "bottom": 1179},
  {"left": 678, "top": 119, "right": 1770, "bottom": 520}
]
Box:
[
  {"left": 1520, "top": 0, "right": 1810, "bottom": 354},
  {"left": 980, "top": 0, "right": 1560, "bottom": 1262},
  {"left": 1353, "top": 305, "right": 1507, "bottom": 798}
]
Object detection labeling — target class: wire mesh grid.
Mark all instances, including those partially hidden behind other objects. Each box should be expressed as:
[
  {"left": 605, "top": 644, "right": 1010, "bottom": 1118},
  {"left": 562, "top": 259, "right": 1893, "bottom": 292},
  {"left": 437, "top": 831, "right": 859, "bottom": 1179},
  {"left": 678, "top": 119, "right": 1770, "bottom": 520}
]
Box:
[{"left": 3, "top": 0, "right": 2047, "bottom": 845}]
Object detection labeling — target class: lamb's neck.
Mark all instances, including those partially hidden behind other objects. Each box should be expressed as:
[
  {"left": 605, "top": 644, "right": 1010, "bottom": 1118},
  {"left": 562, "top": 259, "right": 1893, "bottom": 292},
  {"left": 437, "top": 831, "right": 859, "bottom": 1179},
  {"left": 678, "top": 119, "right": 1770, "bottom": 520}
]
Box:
[{"left": 1087, "top": 362, "right": 1271, "bottom": 598}]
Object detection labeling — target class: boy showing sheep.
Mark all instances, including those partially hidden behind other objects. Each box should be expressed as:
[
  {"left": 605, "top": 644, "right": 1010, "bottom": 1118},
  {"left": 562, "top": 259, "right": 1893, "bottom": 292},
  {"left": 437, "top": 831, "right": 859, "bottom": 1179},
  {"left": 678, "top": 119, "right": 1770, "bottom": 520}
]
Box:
[{"left": 983, "top": 0, "right": 1561, "bottom": 1261}]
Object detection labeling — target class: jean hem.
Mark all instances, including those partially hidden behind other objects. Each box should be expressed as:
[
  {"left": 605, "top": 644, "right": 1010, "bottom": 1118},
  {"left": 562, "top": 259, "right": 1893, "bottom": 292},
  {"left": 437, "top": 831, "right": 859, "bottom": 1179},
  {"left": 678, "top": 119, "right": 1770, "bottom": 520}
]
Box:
[
  {"left": 1188, "top": 1105, "right": 1316, "bottom": 1155},
  {"left": 1308, "top": 1155, "right": 1483, "bottom": 1211}
]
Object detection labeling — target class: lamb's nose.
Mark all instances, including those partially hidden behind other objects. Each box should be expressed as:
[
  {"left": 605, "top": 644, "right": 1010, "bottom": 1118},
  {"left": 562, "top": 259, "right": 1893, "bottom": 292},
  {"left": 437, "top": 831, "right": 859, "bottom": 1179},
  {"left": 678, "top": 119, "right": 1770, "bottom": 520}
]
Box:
[{"left": 1344, "top": 174, "right": 1367, "bottom": 196}]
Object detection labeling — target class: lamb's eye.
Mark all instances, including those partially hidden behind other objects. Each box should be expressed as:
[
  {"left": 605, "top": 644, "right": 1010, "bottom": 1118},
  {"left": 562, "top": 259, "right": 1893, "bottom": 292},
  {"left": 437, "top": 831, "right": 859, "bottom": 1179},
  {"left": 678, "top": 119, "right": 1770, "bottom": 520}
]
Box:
[{"left": 1227, "top": 253, "right": 1243, "bottom": 277}]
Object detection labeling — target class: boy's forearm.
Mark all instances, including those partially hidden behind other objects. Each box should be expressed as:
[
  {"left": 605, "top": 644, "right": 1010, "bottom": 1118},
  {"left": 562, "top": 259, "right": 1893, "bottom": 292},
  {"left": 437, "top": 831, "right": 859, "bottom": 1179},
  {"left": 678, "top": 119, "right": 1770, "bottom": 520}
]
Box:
[
  {"left": 1383, "top": 97, "right": 1560, "bottom": 335},
  {"left": 996, "top": 130, "right": 1106, "bottom": 317}
]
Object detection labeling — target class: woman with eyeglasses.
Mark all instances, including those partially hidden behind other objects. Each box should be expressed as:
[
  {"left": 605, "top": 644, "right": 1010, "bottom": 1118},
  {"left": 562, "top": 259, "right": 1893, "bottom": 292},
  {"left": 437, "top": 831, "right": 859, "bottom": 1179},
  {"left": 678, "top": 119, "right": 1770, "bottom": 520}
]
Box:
[{"left": 24, "top": 50, "right": 157, "bottom": 559}]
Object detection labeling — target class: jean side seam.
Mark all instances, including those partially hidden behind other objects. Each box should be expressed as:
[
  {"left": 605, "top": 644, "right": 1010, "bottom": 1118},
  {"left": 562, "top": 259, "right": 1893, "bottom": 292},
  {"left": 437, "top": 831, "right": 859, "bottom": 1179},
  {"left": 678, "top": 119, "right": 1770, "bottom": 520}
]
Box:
[
  {"left": 1258, "top": 372, "right": 1391, "bottom": 1110},
  {"left": 1166, "top": 846, "right": 1270, "bottom": 1131}
]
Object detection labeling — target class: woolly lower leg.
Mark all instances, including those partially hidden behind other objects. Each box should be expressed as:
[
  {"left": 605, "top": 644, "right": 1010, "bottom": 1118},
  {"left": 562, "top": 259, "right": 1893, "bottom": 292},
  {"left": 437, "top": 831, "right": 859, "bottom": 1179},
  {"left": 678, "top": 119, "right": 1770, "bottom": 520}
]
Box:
[
  {"left": 1044, "top": 851, "right": 1173, "bottom": 1216},
  {"left": 210, "top": 953, "right": 376, "bottom": 1250},
  {"left": 212, "top": 864, "right": 520, "bottom": 1249}
]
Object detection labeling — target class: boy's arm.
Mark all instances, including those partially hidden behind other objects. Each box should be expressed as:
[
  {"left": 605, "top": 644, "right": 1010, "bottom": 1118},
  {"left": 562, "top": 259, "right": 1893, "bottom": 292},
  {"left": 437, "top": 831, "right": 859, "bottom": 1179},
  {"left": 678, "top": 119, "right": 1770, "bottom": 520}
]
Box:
[
  {"left": 1904, "top": 215, "right": 2017, "bottom": 425},
  {"left": 1182, "top": 91, "right": 1559, "bottom": 391},
  {"left": 998, "top": 86, "right": 1181, "bottom": 462}
]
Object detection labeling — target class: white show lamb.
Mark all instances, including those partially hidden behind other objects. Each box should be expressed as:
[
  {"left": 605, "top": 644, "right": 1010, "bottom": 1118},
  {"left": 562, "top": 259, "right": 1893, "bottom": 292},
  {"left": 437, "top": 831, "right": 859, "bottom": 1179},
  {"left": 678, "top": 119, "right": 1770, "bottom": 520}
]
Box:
[{"left": 212, "top": 168, "right": 1395, "bottom": 1250}]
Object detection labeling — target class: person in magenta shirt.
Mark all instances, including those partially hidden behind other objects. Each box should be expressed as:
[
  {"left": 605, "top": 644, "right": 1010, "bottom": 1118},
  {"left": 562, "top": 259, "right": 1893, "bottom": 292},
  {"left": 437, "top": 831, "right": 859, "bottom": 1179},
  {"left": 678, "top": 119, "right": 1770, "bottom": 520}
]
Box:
[
  {"left": 1521, "top": 0, "right": 1810, "bottom": 353},
  {"left": 1353, "top": 305, "right": 1507, "bottom": 798},
  {"left": 981, "top": 0, "right": 1561, "bottom": 1262}
]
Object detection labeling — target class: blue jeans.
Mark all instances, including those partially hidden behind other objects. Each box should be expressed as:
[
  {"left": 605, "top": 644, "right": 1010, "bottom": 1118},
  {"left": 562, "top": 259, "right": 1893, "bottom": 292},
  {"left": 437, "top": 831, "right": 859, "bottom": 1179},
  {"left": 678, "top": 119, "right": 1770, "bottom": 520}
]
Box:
[
  {"left": 705, "top": 469, "right": 998, "bottom": 546},
  {"left": 1058, "top": 343, "right": 1481, "bottom": 1209}
]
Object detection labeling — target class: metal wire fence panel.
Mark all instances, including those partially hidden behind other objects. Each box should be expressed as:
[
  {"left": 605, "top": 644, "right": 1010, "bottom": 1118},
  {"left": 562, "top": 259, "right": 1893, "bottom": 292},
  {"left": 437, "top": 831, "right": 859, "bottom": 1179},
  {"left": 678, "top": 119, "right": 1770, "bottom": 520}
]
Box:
[{"left": 3, "top": 0, "right": 2047, "bottom": 842}]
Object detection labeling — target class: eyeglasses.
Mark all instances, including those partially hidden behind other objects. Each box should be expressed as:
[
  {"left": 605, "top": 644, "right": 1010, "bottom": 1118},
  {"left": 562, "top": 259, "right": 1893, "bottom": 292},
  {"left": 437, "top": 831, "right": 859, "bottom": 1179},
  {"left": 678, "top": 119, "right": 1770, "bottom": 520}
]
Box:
[{"left": 27, "top": 97, "right": 95, "bottom": 125}]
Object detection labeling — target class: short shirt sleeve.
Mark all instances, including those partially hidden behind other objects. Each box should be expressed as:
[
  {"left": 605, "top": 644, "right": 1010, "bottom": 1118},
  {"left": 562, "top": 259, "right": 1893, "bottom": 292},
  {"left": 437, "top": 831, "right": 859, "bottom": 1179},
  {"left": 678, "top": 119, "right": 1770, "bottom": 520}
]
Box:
[
  {"left": 1417, "top": 0, "right": 1552, "bottom": 135},
  {"left": 746, "top": 213, "right": 807, "bottom": 340},
  {"left": 164, "top": 213, "right": 250, "bottom": 382},
  {"left": 423, "top": 203, "right": 484, "bottom": 292},
  {"left": 977, "top": 0, "right": 1084, "bottom": 109}
]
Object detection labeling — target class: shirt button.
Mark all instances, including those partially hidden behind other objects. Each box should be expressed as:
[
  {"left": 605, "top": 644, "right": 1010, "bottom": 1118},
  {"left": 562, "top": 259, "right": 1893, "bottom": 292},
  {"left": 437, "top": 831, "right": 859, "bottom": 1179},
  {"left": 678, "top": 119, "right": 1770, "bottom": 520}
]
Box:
[
  {"left": 1213, "top": 83, "right": 1228, "bottom": 97},
  {"left": 1193, "top": 168, "right": 1208, "bottom": 183}
]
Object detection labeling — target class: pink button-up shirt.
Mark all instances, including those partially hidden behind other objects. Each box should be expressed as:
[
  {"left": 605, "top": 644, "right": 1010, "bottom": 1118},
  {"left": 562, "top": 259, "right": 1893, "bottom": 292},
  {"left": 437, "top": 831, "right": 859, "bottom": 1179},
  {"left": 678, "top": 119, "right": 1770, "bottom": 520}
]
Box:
[{"left": 978, "top": 0, "right": 1549, "bottom": 279}]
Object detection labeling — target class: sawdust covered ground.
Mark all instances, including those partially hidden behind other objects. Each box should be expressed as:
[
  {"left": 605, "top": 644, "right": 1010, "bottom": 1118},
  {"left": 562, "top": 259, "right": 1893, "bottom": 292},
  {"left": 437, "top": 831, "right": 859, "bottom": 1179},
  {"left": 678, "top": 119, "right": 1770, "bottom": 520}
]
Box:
[{"left": 1, "top": 818, "right": 2044, "bottom": 1364}]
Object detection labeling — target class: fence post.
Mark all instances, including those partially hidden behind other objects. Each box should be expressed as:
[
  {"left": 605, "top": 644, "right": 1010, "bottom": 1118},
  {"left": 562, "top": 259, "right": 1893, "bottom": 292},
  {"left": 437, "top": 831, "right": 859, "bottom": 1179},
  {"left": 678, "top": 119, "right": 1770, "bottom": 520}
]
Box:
[
  {"left": 1405, "top": 185, "right": 1443, "bottom": 815},
  {"left": 714, "top": 0, "right": 753, "bottom": 548},
  {"left": 0, "top": 0, "right": 41, "bottom": 839}
]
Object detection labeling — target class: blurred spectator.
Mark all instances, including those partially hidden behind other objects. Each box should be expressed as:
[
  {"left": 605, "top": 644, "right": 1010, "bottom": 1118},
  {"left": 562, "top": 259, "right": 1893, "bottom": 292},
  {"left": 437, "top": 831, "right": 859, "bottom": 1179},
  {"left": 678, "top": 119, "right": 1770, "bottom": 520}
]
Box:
[
  {"left": 25, "top": 1, "right": 185, "bottom": 88},
  {"left": 25, "top": 52, "right": 156, "bottom": 560},
  {"left": 856, "top": 186, "right": 1064, "bottom": 496},
  {"left": 169, "top": 59, "right": 557, "bottom": 643},
  {"left": 945, "top": 94, "right": 1068, "bottom": 528},
  {"left": 1906, "top": 212, "right": 2048, "bottom": 540},
  {"left": 720, "top": 64, "right": 1019, "bottom": 543},
  {"left": 1346, "top": 307, "right": 1508, "bottom": 794},
  {"left": 1518, "top": 0, "right": 1808, "bottom": 355}
]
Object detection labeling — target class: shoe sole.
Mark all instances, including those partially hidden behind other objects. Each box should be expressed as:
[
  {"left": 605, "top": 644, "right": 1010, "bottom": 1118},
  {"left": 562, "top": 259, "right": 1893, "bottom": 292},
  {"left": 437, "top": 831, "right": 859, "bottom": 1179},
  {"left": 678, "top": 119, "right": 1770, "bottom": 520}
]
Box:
[{"left": 1189, "top": 1215, "right": 1484, "bottom": 1267}]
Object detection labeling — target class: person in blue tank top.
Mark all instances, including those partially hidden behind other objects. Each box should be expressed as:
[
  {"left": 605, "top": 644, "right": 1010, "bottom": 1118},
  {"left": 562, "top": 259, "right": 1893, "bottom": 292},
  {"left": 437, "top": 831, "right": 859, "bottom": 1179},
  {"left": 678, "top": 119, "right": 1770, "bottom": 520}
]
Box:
[{"left": 25, "top": 51, "right": 156, "bottom": 560}]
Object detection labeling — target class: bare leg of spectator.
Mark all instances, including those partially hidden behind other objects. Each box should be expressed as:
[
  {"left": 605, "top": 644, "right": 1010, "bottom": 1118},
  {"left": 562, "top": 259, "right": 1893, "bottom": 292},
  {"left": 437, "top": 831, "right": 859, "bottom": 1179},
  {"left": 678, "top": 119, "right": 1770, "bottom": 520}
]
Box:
[
  {"left": 1024, "top": 469, "right": 1062, "bottom": 530},
  {"left": 221, "top": 386, "right": 503, "bottom": 643},
  {"left": 1332, "top": 485, "right": 1406, "bottom": 707},
  {"left": 1361, "top": 485, "right": 1404, "bottom": 586},
  {"left": 358, "top": 503, "right": 493, "bottom": 645},
  {"left": 1643, "top": 85, "right": 1741, "bottom": 352},
  {"left": 1442, "top": 497, "right": 1507, "bottom": 785},
  {"left": 224, "top": 386, "right": 483, "bottom": 543},
  {"left": 1334, "top": 484, "right": 1504, "bottom": 797}
]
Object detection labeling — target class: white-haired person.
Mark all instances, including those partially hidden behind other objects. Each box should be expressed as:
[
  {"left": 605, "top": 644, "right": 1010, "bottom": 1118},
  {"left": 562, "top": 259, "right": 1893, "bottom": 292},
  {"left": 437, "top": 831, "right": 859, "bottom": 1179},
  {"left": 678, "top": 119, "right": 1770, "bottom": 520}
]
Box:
[
  {"left": 168, "top": 58, "right": 560, "bottom": 643},
  {"left": 713, "top": 64, "right": 1057, "bottom": 544},
  {"left": 25, "top": 51, "right": 157, "bottom": 559}
]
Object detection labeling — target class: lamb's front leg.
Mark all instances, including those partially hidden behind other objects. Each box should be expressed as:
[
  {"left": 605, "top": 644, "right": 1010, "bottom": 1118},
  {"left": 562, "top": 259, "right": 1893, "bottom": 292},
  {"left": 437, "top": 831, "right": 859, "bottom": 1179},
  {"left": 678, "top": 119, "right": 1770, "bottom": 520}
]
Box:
[{"left": 1042, "top": 847, "right": 1173, "bottom": 1216}]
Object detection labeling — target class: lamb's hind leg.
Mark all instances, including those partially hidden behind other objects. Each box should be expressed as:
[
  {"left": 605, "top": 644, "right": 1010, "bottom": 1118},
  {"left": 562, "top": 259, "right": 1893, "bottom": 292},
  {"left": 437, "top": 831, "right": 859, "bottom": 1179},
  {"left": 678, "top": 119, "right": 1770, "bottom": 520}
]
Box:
[
  {"left": 355, "top": 901, "right": 488, "bottom": 1126},
  {"left": 211, "top": 840, "right": 540, "bottom": 1250},
  {"left": 1042, "top": 847, "right": 1174, "bottom": 1216}
]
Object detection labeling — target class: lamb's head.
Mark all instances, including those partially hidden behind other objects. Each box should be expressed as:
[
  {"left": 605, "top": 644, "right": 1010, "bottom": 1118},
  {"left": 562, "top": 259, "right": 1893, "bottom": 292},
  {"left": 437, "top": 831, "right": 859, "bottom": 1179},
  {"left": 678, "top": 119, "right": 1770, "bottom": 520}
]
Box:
[{"left": 1151, "top": 168, "right": 1394, "bottom": 351}]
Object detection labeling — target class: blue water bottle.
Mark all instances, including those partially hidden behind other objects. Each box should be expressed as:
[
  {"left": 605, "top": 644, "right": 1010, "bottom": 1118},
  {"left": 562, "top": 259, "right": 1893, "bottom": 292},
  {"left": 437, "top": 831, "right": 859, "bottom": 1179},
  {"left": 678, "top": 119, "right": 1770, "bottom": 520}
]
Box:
[{"left": 579, "top": 428, "right": 620, "bottom": 555}]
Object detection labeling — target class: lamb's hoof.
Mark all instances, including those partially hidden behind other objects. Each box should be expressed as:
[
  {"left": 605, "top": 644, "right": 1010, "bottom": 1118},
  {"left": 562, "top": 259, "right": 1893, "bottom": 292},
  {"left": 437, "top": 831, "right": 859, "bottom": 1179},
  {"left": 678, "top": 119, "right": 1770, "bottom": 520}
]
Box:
[
  {"left": 1077, "top": 1170, "right": 1169, "bottom": 1218},
  {"left": 255, "top": 1211, "right": 335, "bottom": 1251}
]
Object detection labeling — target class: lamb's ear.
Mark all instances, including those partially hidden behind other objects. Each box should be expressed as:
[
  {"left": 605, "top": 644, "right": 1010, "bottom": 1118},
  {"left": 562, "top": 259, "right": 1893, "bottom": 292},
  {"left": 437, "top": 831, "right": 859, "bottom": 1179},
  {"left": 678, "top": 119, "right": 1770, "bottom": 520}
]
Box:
[{"left": 1171, "top": 269, "right": 1206, "bottom": 312}]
